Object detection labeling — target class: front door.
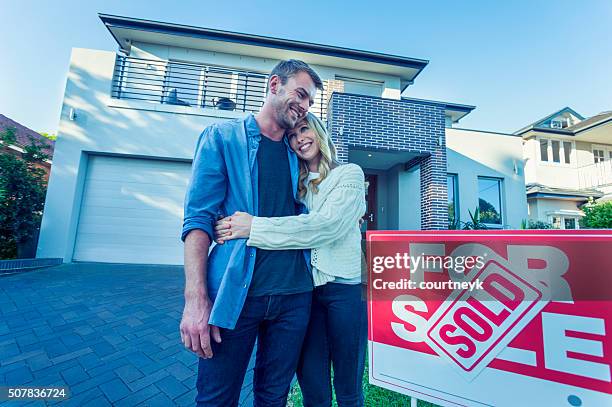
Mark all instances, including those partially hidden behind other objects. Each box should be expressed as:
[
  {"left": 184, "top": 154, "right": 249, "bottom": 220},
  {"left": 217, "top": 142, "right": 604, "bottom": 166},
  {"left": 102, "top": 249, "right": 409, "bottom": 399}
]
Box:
[{"left": 362, "top": 174, "right": 378, "bottom": 235}]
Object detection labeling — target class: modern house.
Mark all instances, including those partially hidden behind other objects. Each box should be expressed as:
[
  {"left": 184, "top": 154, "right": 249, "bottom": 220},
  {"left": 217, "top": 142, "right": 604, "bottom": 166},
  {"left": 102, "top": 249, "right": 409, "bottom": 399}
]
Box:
[
  {"left": 519, "top": 107, "right": 612, "bottom": 229},
  {"left": 37, "top": 14, "right": 527, "bottom": 265},
  {"left": 0, "top": 114, "right": 55, "bottom": 181}
]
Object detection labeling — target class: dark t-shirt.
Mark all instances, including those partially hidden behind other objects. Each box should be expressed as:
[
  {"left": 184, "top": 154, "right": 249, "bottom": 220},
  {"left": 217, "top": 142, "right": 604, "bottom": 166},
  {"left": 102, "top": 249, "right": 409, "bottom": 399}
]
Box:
[{"left": 248, "top": 136, "right": 312, "bottom": 297}]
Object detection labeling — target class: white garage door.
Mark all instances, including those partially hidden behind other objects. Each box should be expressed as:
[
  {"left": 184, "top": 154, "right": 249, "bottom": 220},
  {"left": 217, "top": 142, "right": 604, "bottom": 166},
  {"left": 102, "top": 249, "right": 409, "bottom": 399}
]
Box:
[{"left": 73, "top": 155, "right": 191, "bottom": 264}]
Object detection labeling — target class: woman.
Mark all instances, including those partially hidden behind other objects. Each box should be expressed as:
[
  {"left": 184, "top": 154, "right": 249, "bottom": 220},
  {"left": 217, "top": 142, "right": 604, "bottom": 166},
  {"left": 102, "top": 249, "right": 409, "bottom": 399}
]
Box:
[{"left": 215, "top": 112, "right": 367, "bottom": 406}]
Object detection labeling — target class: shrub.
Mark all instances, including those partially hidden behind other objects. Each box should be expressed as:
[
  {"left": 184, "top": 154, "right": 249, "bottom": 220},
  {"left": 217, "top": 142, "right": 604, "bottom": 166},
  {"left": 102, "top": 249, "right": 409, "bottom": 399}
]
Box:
[{"left": 521, "top": 219, "right": 553, "bottom": 229}]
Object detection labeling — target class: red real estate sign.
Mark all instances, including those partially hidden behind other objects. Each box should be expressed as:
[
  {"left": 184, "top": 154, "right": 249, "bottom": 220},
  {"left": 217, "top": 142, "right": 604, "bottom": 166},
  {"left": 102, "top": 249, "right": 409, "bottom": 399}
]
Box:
[{"left": 367, "top": 230, "right": 612, "bottom": 407}]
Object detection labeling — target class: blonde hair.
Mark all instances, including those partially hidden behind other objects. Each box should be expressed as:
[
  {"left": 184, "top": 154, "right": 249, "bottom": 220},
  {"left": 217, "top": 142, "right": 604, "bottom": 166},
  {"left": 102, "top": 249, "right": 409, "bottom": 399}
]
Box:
[{"left": 294, "top": 113, "right": 340, "bottom": 199}]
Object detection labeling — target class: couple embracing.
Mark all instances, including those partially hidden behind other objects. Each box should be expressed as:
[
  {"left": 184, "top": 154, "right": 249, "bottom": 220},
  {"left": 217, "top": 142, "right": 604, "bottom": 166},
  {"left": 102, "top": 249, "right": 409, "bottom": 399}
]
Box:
[{"left": 180, "top": 59, "right": 367, "bottom": 407}]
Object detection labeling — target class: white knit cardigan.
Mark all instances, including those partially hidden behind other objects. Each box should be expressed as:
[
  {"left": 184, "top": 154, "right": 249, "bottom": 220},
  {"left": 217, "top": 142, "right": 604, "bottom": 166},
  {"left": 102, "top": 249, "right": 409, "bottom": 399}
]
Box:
[{"left": 247, "top": 163, "right": 366, "bottom": 286}]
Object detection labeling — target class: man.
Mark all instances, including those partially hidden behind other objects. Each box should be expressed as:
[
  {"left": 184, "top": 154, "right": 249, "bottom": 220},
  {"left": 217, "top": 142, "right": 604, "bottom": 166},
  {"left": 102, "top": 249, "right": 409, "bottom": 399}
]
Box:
[{"left": 180, "top": 59, "right": 324, "bottom": 406}]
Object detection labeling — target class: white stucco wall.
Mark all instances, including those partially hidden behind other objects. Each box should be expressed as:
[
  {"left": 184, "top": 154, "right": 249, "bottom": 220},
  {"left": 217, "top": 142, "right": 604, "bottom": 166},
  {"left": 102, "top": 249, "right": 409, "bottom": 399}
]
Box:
[
  {"left": 446, "top": 128, "right": 528, "bottom": 229},
  {"left": 522, "top": 135, "right": 580, "bottom": 189},
  {"left": 37, "top": 48, "right": 248, "bottom": 261},
  {"left": 528, "top": 198, "right": 582, "bottom": 222}
]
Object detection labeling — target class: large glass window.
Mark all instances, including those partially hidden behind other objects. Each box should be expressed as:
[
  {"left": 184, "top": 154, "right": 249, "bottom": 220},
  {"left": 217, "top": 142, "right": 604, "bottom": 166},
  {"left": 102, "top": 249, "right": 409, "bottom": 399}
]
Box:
[
  {"left": 478, "top": 177, "right": 503, "bottom": 226},
  {"left": 594, "top": 149, "right": 605, "bottom": 164},
  {"left": 447, "top": 174, "right": 459, "bottom": 225}
]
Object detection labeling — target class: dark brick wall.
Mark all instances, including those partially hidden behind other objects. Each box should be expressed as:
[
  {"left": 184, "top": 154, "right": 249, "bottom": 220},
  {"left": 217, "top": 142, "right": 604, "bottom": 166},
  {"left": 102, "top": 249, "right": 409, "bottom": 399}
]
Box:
[{"left": 327, "top": 93, "right": 448, "bottom": 230}]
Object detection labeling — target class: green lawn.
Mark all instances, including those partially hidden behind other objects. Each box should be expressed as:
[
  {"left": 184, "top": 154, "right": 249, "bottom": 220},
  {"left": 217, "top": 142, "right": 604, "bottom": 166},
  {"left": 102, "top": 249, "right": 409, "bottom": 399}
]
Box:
[{"left": 287, "top": 361, "right": 439, "bottom": 407}]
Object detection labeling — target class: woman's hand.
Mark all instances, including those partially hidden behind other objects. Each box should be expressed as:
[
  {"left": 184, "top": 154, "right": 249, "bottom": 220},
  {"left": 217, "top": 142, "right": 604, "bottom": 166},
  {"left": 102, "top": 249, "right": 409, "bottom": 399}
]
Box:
[{"left": 214, "top": 211, "right": 254, "bottom": 244}]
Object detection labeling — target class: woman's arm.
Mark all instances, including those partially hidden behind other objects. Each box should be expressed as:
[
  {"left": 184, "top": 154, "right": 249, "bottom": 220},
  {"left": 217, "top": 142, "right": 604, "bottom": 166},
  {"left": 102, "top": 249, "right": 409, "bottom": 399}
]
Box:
[{"left": 246, "top": 165, "right": 366, "bottom": 250}]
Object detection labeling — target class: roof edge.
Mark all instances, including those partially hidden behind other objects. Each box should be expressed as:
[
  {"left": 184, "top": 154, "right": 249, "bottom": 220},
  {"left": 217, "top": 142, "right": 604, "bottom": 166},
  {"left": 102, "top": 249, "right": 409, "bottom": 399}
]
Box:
[{"left": 99, "top": 14, "right": 429, "bottom": 71}]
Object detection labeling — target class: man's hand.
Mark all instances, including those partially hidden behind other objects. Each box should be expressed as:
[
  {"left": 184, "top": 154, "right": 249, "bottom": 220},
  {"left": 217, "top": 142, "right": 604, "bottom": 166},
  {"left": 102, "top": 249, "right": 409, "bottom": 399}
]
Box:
[
  {"left": 214, "top": 211, "right": 254, "bottom": 244},
  {"left": 180, "top": 294, "right": 222, "bottom": 358}
]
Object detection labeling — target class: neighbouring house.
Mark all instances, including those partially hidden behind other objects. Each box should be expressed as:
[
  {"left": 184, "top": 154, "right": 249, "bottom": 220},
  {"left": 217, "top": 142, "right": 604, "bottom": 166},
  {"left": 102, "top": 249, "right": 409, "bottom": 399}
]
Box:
[
  {"left": 0, "top": 114, "right": 55, "bottom": 181},
  {"left": 518, "top": 107, "right": 612, "bottom": 229},
  {"left": 37, "top": 14, "right": 527, "bottom": 265}
]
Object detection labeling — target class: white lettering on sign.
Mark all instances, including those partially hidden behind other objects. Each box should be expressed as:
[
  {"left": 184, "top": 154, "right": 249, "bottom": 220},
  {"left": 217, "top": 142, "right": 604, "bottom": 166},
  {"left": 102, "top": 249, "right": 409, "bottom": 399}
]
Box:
[
  {"left": 391, "top": 295, "right": 428, "bottom": 343},
  {"left": 542, "top": 312, "right": 610, "bottom": 382}
]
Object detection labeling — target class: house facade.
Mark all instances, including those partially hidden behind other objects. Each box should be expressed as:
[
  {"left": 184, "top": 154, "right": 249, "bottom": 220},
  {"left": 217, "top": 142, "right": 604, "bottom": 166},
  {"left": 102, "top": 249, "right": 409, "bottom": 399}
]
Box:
[
  {"left": 37, "top": 14, "right": 527, "bottom": 265},
  {"left": 519, "top": 107, "right": 612, "bottom": 228}
]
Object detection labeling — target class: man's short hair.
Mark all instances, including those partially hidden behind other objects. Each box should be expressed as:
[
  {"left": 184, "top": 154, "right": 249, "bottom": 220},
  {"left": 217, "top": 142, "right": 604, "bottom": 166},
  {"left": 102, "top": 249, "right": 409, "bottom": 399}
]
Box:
[{"left": 267, "top": 59, "right": 324, "bottom": 93}]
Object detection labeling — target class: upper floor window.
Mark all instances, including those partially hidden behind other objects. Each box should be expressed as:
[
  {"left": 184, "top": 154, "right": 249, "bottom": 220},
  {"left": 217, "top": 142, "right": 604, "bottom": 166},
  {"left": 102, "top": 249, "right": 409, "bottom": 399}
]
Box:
[
  {"left": 551, "top": 118, "right": 570, "bottom": 128},
  {"left": 539, "top": 139, "right": 549, "bottom": 161},
  {"left": 478, "top": 177, "right": 503, "bottom": 227},
  {"left": 563, "top": 141, "right": 572, "bottom": 164},
  {"left": 538, "top": 138, "right": 572, "bottom": 165},
  {"left": 594, "top": 149, "right": 605, "bottom": 164}
]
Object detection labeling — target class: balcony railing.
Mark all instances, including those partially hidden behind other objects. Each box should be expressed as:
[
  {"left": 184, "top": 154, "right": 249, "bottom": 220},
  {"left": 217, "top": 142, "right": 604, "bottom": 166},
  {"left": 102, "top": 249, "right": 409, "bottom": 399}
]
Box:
[
  {"left": 111, "top": 55, "right": 327, "bottom": 120},
  {"left": 578, "top": 160, "right": 612, "bottom": 190}
]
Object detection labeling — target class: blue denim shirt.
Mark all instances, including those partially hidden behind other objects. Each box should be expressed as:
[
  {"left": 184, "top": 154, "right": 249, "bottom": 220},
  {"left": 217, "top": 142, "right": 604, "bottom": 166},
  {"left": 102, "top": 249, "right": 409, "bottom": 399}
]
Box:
[{"left": 181, "top": 114, "right": 311, "bottom": 329}]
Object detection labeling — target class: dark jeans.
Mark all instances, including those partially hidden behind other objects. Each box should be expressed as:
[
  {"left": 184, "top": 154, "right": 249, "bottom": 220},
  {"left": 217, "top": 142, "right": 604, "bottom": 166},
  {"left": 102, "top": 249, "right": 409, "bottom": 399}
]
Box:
[
  {"left": 195, "top": 291, "right": 312, "bottom": 407},
  {"left": 297, "top": 283, "right": 368, "bottom": 407}
]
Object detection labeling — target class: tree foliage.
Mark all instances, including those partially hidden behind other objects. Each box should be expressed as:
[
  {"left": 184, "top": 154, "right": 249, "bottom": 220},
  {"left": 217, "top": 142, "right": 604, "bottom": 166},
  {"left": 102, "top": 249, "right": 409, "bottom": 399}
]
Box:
[
  {"left": 581, "top": 201, "right": 612, "bottom": 229},
  {"left": 0, "top": 127, "right": 50, "bottom": 259}
]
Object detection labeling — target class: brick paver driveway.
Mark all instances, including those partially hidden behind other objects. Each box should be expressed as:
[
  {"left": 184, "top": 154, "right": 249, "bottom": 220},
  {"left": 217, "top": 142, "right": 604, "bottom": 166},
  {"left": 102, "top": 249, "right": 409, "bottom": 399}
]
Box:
[{"left": 0, "top": 263, "right": 254, "bottom": 406}]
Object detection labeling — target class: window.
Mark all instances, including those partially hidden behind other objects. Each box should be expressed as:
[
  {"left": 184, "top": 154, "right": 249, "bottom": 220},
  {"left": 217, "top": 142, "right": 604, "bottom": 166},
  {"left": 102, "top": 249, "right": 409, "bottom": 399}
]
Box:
[
  {"left": 540, "top": 139, "right": 549, "bottom": 161},
  {"left": 478, "top": 177, "right": 503, "bottom": 226},
  {"left": 594, "top": 149, "right": 605, "bottom": 164},
  {"left": 447, "top": 174, "right": 459, "bottom": 225},
  {"left": 564, "top": 218, "right": 576, "bottom": 229},
  {"left": 551, "top": 140, "right": 560, "bottom": 163},
  {"left": 539, "top": 138, "right": 572, "bottom": 165},
  {"left": 563, "top": 142, "right": 572, "bottom": 164},
  {"left": 550, "top": 215, "right": 579, "bottom": 230},
  {"left": 551, "top": 118, "right": 569, "bottom": 128}
]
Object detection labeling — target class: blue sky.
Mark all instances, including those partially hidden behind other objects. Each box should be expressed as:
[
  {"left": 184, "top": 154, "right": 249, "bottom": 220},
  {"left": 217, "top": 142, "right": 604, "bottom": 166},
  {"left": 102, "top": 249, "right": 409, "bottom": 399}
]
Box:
[{"left": 1, "top": 0, "right": 611, "bottom": 134}]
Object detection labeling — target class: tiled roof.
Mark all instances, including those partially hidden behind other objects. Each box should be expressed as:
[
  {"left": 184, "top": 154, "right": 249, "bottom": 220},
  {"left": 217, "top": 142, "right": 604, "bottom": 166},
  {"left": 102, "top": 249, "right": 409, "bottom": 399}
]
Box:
[
  {"left": 526, "top": 183, "right": 603, "bottom": 199},
  {"left": 566, "top": 111, "right": 612, "bottom": 132},
  {"left": 0, "top": 114, "right": 55, "bottom": 155}
]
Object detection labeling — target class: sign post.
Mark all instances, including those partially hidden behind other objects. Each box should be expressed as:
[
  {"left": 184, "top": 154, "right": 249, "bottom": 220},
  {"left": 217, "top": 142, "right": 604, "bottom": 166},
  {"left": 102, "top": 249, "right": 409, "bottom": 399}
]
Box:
[{"left": 367, "top": 230, "right": 612, "bottom": 407}]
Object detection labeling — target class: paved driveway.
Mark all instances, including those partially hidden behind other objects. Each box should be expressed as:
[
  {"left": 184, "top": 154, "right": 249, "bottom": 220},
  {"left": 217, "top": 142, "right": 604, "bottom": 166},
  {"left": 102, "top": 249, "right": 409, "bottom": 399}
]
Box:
[{"left": 0, "top": 263, "right": 254, "bottom": 406}]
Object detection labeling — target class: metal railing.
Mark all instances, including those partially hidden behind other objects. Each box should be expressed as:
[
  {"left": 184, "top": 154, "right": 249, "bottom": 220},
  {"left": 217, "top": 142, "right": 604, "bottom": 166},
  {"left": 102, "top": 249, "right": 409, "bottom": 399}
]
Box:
[
  {"left": 578, "top": 160, "right": 612, "bottom": 189},
  {"left": 111, "top": 55, "right": 328, "bottom": 120}
]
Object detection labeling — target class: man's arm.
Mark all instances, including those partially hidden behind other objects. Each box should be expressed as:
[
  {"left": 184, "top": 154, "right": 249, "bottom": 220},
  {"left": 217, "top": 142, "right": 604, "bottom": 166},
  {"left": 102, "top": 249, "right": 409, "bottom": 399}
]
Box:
[
  {"left": 180, "top": 229, "right": 221, "bottom": 359},
  {"left": 180, "top": 126, "right": 227, "bottom": 358}
]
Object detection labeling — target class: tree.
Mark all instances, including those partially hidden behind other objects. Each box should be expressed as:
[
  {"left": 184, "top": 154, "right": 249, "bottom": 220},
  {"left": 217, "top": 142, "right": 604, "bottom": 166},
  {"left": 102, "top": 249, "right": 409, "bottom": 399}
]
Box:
[
  {"left": 38, "top": 132, "right": 57, "bottom": 141},
  {"left": 581, "top": 200, "right": 612, "bottom": 229},
  {"left": 478, "top": 198, "right": 500, "bottom": 224},
  {"left": 0, "top": 127, "right": 50, "bottom": 259}
]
